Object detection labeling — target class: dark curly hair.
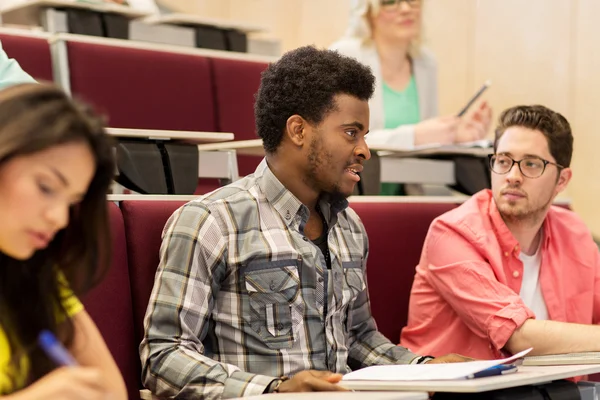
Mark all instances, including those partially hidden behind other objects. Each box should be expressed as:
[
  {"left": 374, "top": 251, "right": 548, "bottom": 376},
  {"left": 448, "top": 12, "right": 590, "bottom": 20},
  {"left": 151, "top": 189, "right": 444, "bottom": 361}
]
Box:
[
  {"left": 494, "top": 105, "right": 573, "bottom": 167},
  {"left": 255, "top": 46, "right": 375, "bottom": 153}
]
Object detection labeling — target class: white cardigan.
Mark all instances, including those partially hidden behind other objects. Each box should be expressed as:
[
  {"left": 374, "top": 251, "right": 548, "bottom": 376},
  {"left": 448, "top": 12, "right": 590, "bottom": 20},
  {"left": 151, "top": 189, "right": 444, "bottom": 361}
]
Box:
[{"left": 330, "top": 38, "right": 439, "bottom": 149}]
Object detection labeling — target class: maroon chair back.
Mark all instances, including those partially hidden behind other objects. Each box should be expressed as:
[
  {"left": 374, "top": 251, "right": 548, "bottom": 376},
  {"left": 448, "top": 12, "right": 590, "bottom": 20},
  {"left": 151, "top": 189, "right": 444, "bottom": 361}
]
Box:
[
  {"left": 120, "top": 200, "right": 187, "bottom": 344},
  {"left": 64, "top": 40, "right": 216, "bottom": 131},
  {"left": 210, "top": 57, "right": 268, "bottom": 176},
  {"left": 0, "top": 33, "right": 53, "bottom": 82},
  {"left": 349, "top": 201, "right": 459, "bottom": 343},
  {"left": 83, "top": 202, "right": 140, "bottom": 400}
]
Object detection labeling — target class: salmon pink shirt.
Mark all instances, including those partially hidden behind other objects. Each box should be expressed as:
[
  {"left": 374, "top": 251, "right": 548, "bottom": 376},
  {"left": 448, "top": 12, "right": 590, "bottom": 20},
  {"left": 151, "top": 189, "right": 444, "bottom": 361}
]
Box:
[{"left": 400, "top": 190, "right": 600, "bottom": 359}]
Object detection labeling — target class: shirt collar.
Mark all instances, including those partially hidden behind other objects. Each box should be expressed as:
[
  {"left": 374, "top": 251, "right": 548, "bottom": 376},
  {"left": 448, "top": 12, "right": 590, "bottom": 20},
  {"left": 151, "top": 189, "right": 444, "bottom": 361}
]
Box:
[{"left": 255, "top": 158, "right": 349, "bottom": 228}]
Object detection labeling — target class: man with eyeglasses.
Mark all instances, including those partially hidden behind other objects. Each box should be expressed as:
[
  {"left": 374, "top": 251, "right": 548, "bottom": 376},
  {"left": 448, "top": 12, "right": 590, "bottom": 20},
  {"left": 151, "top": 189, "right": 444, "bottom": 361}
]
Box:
[{"left": 401, "top": 104, "right": 600, "bottom": 359}]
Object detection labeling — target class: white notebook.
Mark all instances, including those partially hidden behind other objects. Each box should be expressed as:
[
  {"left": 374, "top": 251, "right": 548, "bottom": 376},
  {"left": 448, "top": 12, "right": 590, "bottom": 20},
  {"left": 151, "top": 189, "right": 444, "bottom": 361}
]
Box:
[
  {"left": 342, "top": 348, "right": 531, "bottom": 381},
  {"left": 523, "top": 352, "right": 600, "bottom": 366}
]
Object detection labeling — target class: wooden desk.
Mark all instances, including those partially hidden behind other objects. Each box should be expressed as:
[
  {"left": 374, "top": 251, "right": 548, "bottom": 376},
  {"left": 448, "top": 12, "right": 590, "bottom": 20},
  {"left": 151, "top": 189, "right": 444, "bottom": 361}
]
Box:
[
  {"left": 195, "top": 139, "right": 487, "bottom": 185},
  {"left": 340, "top": 364, "right": 600, "bottom": 393},
  {"left": 230, "top": 392, "right": 428, "bottom": 400},
  {"left": 195, "top": 139, "right": 492, "bottom": 158},
  {"left": 140, "top": 366, "right": 598, "bottom": 399},
  {"left": 107, "top": 128, "right": 238, "bottom": 183},
  {"left": 140, "top": 389, "right": 427, "bottom": 400},
  {"left": 106, "top": 128, "right": 234, "bottom": 144},
  {"left": 0, "top": 0, "right": 149, "bottom": 27},
  {"left": 196, "top": 138, "right": 263, "bottom": 155}
]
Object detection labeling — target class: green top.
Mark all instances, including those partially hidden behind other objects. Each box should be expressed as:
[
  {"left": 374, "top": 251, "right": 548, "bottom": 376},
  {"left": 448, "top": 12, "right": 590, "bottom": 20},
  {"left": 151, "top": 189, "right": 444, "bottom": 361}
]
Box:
[
  {"left": 380, "top": 75, "right": 420, "bottom": 195},
  {"left": 0, "top": 42, "right": 36, "bottom": 90}
]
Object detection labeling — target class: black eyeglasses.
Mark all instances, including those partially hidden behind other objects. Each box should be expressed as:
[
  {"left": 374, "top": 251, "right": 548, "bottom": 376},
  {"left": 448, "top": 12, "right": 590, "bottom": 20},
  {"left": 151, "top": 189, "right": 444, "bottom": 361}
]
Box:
[
  {"left": 380, "top": 0, "right": 421, "bottom": 10},
  {"left": 488, "top": 154, "right": 564, "bottom": 179}
]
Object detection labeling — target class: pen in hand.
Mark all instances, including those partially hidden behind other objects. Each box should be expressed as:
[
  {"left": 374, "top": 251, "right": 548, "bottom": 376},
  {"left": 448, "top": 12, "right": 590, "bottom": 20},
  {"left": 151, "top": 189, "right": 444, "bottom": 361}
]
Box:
[{"left": 38, "top": 330, "right": 78, "bottom": 367}]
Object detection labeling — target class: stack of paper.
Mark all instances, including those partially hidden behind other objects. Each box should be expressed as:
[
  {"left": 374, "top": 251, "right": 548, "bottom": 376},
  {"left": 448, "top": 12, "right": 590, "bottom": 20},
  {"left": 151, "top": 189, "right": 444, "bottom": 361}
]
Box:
[
  {"left": 523, "top": 352, "right": 600, "bottom": 366},
  {"left": 342, "top": 349, "right": 532, "bottom": 382}
]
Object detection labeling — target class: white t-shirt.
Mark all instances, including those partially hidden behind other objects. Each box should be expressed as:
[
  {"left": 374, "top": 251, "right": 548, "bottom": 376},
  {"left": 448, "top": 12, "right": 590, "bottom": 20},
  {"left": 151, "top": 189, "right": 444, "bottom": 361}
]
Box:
[{"left": 519, "top": 239, "right": 549, "bottom": 320}]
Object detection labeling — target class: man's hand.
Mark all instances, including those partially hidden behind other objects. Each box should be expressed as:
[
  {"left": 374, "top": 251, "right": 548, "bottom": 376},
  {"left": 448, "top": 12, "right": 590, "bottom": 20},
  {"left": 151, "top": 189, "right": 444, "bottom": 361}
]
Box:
[
  {"left": 276, "top": 370, "right": 347, "bottom": 393},
  {"left": 426, "top": 353, "right": 474, "bottom": 364}
]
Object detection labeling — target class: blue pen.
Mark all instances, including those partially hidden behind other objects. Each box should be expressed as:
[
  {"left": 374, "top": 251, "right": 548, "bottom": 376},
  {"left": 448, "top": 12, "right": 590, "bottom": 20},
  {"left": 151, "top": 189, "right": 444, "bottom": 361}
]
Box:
[
  {"left": 38, "top": 330, "right": 78, "bottom": 367},
  {"left": 467, "top": 364, "right": 518, "bottom": 379}
]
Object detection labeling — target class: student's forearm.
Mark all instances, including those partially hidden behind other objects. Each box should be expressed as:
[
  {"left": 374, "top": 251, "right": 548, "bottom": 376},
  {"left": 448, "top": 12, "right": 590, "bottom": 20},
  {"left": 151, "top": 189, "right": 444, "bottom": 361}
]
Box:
[{"left": 506, "top": 319, "right": 600, "bottom": 356}]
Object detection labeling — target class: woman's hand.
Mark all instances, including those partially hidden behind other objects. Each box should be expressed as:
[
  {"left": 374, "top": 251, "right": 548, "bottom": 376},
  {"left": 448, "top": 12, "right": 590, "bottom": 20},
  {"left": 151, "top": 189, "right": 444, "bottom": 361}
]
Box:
[
  {"left": 414, "top": 116, "right": 460, "bottom": 146},
  {"left": 456, "top": 101, "right": 493, "bottom": 143},
  {"left": 7, "top": 367, "right": 113, "bottom": 400}
]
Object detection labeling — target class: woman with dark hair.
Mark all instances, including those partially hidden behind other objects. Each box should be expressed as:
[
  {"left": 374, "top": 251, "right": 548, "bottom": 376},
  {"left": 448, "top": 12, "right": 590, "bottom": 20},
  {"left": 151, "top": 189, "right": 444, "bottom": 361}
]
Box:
[{"left": 0, "top": 83, "right": 126, "bottom": 399}]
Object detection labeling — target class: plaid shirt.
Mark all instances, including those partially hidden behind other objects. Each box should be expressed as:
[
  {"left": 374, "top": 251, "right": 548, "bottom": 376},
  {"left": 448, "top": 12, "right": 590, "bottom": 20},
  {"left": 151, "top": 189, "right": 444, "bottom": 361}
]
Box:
[{"left": 140, "top": 159, "right": 417, "bottom": 399}]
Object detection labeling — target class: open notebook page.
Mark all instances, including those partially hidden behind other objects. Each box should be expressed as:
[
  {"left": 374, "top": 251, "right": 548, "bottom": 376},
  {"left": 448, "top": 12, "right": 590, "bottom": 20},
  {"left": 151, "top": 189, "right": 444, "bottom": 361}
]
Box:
[{"left": 342, "top": 348, "right": 532, "bottom": 381}]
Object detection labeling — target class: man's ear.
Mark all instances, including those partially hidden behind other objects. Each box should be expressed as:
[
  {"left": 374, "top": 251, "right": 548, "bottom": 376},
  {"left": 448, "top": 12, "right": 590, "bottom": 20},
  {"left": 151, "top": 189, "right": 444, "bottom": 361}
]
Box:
[
  {"left": 555, "top": 167, "right": 572, "bottom": 194},
  {"left": 285, "top": 115, "right": 307, "bottom": 147}
]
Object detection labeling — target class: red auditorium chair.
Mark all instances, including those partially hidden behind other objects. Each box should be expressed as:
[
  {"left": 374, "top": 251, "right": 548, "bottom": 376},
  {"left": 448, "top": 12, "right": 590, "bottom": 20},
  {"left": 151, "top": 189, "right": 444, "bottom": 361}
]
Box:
[
  {"left": 57, "top": 38, "right": 219, "bottom": 194},
  {"left": 60, "top": 39, "right": 216, "bottom": 131},
  {"left": 210, "top": 57, "right": 269, "bottom": 176},
  {"left": 349, "top": 201, "right": 459, "bottom": 343},
  {"left": 120, "top": 198, "right": 461, "bottom": 350},
  {"left": 83, "top": 202, "right": 140, "bottom": 400},
  {"left": 120, "top": 200, "right": 186, "bottom": 344},
  {"left": 0, "top": 32, "right": 53, "bottom": 82}
]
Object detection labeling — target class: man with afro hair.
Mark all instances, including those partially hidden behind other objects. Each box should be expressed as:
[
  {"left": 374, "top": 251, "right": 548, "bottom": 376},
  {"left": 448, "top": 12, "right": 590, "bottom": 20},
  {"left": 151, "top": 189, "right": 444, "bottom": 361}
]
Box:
[{"left": 141, "top": 46, "right": 467, "bottom": 399}]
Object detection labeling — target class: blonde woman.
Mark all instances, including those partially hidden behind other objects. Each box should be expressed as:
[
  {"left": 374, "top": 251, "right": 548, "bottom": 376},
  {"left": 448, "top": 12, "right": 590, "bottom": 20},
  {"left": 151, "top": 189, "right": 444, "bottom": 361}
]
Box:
[{"left": 331, "top": 0, "right": 492, "bottom": 194}]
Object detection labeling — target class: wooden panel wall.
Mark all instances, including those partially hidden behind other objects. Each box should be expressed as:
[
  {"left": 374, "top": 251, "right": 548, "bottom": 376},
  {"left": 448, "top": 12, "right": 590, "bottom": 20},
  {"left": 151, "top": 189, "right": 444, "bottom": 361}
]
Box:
[{"left": 172, "top": 0, "right": 600, "bottom": 236}]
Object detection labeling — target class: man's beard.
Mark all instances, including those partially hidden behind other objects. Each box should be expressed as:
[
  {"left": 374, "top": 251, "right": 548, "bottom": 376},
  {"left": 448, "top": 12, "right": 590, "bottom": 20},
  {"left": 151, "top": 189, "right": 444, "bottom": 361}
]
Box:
[
  {"left": 498, "top": 190, "right": 554, "bottom": 227},
  {"left": 305, "top": 137, "right": 345, "bottom": 198}
]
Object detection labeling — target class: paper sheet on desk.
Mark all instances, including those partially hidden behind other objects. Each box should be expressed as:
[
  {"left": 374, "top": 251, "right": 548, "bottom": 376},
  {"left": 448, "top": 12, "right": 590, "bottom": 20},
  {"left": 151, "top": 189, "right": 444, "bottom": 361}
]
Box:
[{"left": 342, "top": 348, "right": 532, "bottom": 381}]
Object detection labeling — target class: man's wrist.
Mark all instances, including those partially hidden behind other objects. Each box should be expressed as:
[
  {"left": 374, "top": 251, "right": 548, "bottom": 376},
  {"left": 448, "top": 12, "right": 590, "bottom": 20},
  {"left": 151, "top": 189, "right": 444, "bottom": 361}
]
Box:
[
  {"left": 264, "top": 376, "right": 290, "bottom": 393},
  {"left": 412, "top": 355, "right": 435, "bottom": 364}
]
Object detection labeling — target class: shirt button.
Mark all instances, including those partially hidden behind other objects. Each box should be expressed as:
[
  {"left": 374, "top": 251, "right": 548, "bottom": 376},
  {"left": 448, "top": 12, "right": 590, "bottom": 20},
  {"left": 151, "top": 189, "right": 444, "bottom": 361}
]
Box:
[
  {"left": 318, "top": 277, "right": 324, "bottom": 283},
  {"left": 269, "top": 281, "right": 276, "bottom": 290},
  {"left": 513, "top": 271, "right": 520, "bottom": 278},
  {"left": 303, "top": 236, "right": 308, "bottom": 241},
  {"left": 277, "top": 323, "right": 284, "bottom": 331},
  {"left": 285, "top": 211, "right": 291, "bottom": 220}
]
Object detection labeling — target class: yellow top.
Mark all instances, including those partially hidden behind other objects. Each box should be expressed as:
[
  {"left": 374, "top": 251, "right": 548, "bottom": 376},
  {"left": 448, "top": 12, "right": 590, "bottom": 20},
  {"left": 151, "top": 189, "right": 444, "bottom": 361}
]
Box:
[{"left": 0, "top": 274, "right": 83, "bottom": 394}]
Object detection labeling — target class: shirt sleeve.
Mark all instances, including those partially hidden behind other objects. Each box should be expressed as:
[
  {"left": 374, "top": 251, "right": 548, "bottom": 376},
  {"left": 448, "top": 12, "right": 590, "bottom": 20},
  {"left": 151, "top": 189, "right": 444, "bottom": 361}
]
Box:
[
  {"left": 0, "top": 41, "right": 36, "bottom": 89},
  {"left": 56, "top": 271, "right": 84, "bottom": 318},
  {"left": 424, "top": 219, "right": 535, "bottom": 351},
  {"left": 139, "top": 203, "right": 276, "bottom": 399},
  {"left": 347, "top": 222, "right": 418, "bottom": 368}
]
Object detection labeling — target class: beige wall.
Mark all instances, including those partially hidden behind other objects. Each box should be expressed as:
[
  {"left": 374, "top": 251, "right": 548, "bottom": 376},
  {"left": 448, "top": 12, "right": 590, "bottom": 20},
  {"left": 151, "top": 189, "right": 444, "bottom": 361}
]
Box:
[
  {"left": 571, "top": 0, "right": 600, "bottom": 236},
  {"left": 181, "top": 0, "right": 600, "bottom": 236}
]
